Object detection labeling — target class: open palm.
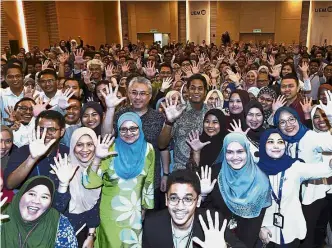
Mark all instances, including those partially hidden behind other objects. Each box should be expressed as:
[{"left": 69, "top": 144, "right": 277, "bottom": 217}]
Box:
[
  {"left": 95, "top": 134, "right": 117, "bottom": 159},
  {"left": 101, "top": 84, "right": 126, "bottom": 109},
  {"left": 186, "top": 130, "right": 211, "bottom": 152},
  {"left": 29, "top": 127, "right": 56, "bottom": 159},
  {"left": 161, "top": 95, "right": 186, "bottom": 123}
]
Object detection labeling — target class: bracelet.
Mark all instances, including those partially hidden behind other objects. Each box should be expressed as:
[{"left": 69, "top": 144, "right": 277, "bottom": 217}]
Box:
[
  {"left": 163, "top": 172, "right": 169, "bottom": 177},
  {"left": 165, "top": 120, "right": 174, "bottom": 126}
]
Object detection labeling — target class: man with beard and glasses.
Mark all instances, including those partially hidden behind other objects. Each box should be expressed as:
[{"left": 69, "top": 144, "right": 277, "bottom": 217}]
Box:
[{"left": 142, "top": 169, "right": 246, "bottom": 248}]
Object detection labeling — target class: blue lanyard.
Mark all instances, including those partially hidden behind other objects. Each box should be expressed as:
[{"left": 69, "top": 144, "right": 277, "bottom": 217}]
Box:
[{"left": 270, "top": 170, "right": 285, "bottom": 212}]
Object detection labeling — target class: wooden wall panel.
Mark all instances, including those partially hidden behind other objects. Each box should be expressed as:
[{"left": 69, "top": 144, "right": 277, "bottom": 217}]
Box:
[
  {"left": 178, "top": 1, "right": 186, "bottom": 43},
  {"left": 1, "top": 2, "right": 10, "bottom": 52}
]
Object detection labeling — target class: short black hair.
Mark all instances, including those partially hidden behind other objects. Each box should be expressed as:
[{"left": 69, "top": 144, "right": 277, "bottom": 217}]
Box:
[
  {"left": 187, "top": 74, "right": 207, "bottom": 90},
  {"left": 281, "top": 73, "right": 299, "bottom": 86},
  {"left": 309, "top": 59, "right": 320, "bottom": 66},
  {"left": 160, "top": 63, "right": 173, "bottom": 73},
  {"left": 14, "top": 97, "right": 36, "bottom": 111},
  {"left": 4, "top": 64, "right": 23, "bottom": 76},
  {"left": 37, "top": 68, "right": 58, "bottom": 80},
  {"left": 166, "top": 169, "right": 201, "bottom": 195},
  {"left": 68, "top": 95, "right": 82, "bottom": 105},
  {"left": 64, "top": 78, "right": 81, "bottom": 89},
  {"left": 35, "top": 110, "right": 65, "bottom": 129}
]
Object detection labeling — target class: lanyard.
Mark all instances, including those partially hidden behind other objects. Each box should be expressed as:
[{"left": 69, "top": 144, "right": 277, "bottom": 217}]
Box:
[
  {"left": 270, "top": 170, "right": 285, "bottom": 213},
  {"left": 36, "top": 147, "right": 60, "bottom": 176}
]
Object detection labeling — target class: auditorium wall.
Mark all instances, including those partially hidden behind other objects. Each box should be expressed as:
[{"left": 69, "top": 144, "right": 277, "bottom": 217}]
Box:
[{"left": 216, "top": 1, "right": 302, "bottom": 45}]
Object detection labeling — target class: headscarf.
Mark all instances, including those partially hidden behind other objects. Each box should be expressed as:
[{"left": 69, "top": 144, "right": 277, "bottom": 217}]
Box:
[
  {"left": 204, "top": 89, "right": 224, "bottom": 108},
  {"left": 218, "top": 133, "right": 271, "bottom": 218},
  {"left": 1, "top": 176, "right": 60, "bottom": 248},
  {"left": 273, "top": 106, "right": 309, "bottom": 144},
  {"left": 222, "top": 82, "right": 236, "bottom": 109},
  {"left": 258, "top": 65, "right": 269, "bottom": 74},
  {"left": 114, "top": 112, "right": 147, "bottom": 179},
  {"left": 166, "top": 90, "right": 180, "bottom": 100},
  {"left": 257, "top": 87, "right": 277, "bottom": 123},
  {"left": 80, "top": 102, "right": 103, "bottom": 136},
  {"left": 199, "top": 109, "right": 227, "bottom": 166},
  {"left": 1, "top": 125, "right": 14, "bottom": 170},
  {"left": 310, "top": 105, "right": 331, "bottom": 133},
  {"left": 247, "top": 87, "right": 260, "bottom": 98},
  {"left": 228, "top": 89, "right": 250, "bottom": 128},
  {"left": 244, "top": 100, "right": 265, "bottom": 147},
  {"left": 244, "top": 70, "right": 258, "bottom": 90},
  {"left": 257, "top": 129, "right": 297, "bottom": 175},
  {"left": 69, "top": 127, "right": 101, "bottom": 214}
]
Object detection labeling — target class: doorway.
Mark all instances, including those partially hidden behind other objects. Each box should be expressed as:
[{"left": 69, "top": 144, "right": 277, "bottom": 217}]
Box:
[{"left": 137, "top": 33, "right": 170, "bottom": 46}]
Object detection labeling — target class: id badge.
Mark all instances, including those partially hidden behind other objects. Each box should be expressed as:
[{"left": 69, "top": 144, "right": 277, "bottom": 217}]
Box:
[{"left": 273, "top": 213, "right": 284, "bottom": 229}]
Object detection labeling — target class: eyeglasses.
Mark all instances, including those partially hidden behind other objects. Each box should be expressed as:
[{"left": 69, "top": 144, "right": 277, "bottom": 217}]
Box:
[
  {"left": 6, "top": 74, "right": 22, "bottom": 80},
  {"left": 130, "top": 91, "right": 150, "bottom": 97},
  {"left": 279, "top": 117, "right": 297, "bottom": 127},
  {"left": 39, "top": 79, "right": 56, "bottom": 85},
  {"left": 160, "top": 71, "right": 172, "bottom": 75},
  {"left": 119, "top": 126, "right": 139, "bottom": 134},
  {"left": 258, "top": 96, "right": 273, "bottom": 103},
  {"left": 168, "top": 195, "right": 197, "bottom": 206},
  {"left": 39, "top": 127, "right": 60, "bottom": 134},
  {"left": 17, "top": 106, "right": 33, "bottom": 112}
]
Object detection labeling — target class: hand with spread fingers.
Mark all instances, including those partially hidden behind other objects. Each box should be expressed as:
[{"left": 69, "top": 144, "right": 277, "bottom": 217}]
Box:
[
  {"left": 227, "top": 119, "right": 250, "bottom": 135},
  {"left": 186, "top": 130, "right": 211, "bottom": 152},
  {"left": 101, "top": 84, "right": 126, "bottom": 109},
  {"left": 192, "top": 210, "right": 228, "bottom": 248},
  {"left": 161, "top": 95, "right": 186, "bottom": 123},
  {"left": 58, "top": 88, "right": 75, "bottom": 109},
  {"left": 28, "top": 126, "right": 56, "bottom": 159},
  {"left": 50, "top": 153, "right": 78, "bottom": 185},
  {"left": 197, "top": 165, "right": 217, "bottom": 196},
  {"left": 95, "top": 134, "right": 118, "bottom": 159}
]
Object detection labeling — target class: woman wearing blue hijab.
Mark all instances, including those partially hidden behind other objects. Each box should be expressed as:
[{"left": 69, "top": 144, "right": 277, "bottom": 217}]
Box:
[
  {"left": 273, "top": 106, "right": 332, "bottom": 248},
  {"left": 84, "top": 112, "right": 155, "bottom": 248},
  {"left": 257, "top": 129, "right": 332, "bottom": 247},
  {"left": 201, "top": 132, "right": 271, "bottom": 248}
]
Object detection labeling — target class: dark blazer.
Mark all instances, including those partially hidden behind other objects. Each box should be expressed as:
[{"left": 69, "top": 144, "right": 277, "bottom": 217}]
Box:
[{"left": 142, "top": 208, "right": 247, "bottom": 248}]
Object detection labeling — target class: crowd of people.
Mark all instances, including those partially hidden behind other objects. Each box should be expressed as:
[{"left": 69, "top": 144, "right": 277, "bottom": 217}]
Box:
[{"left": 1, "top": 32, "right": 332, "bottom": 248}]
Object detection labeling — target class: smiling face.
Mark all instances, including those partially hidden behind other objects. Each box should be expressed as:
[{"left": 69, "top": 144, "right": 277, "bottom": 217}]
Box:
[
  {"left": 313, "top": 108, "right": 330, "bottom": 132},
  {"left": 206, "top": 92, "right": 220, "bottom": 108},
  {"left": 15, "top": 100, "right": 34, "bottom": 125},
  {"left": 246, "top": 72, "right": 256, "bottom": 85},
  {"left": 265, "top": 133, "right": 286, "bottom": 159},
  {"left": 280, "top": 79, "right": 299, "bottom": 102},
  {"left": 81, "top": 108, "right": 101, "bottom": 129},
  {"left": 128, "top": 82, "right": 152, "bottom": 111},
  {"left": 246, "top": 107, "right": 263, "bottom": 129},
  {"left": 203, "top": 114, "right": 220, "bottom": 137},
  {"left": 229, "top": 93, "right": 243, "bottom": 114},
  {"left": 225, "top": 142, "right": 247, "bottom": 169},
  {"left": 74, "top": 135, "right": 95, "bottom": 163},
  {"left": 19, "top": 185, "right": 52, "bottom": 222},
  {"left": 65, "top": 99, "right": 81, "bottom": 125},
  {"left": 0, "top": 130, "right": 13, "bottom": 158},
  {"left": 119, "top": 120, "right": 140, "bottom": 144},
  {"left": 188, "top": 79, "right": 206, "bottom": 104},
  {"left": 278, "top": 111, "right": 300, "bottom": 137},
  {"left": 166, "top": 183, "right": 201, "bottom": 229},
  {"left": 281, "top": 65, "right": 293, "bottom": 77},
  {"left": 37, "top": 118, "right": 64, "bottom": 145}
]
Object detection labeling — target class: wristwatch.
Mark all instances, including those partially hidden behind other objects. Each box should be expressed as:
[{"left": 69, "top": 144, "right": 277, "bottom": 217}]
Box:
[{"left": 88, "top": 233, "right": 96, "bottom": 238}]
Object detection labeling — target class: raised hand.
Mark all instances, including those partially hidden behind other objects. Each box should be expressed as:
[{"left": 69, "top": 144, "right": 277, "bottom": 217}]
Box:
[
  {"left": 268, "top": 54, "right": 275, "bottom": 66},
  {"left": 58, "top": 53, "right": 69, "bottom": 64},
  {"left": 192, "top": 211, "right": 227, "bottom": 248},
  {"left": 86, "top": 97, "right": 94, "bottom": 102},
  {"left": 95, "top": 134, "right": 117, "bottom": 159},
  {"left": 182, "top": 66, "right": 193, "bottom": 78},
  {"left": 161, "top": 77, "right": 173, "bottom": 92},
  {"left": 41, "top": 60, "right": 50, "bottom": 71},
  {"left": 161, "top": 94, "right": 186, "bottom": 123},
  {"left": 269, "top": 66, "right": 280, "bottom": 78},
  {"left": 33, "top": 97, "right": 50, "bottom": 117},
  {"left": 28, "top": 126, "right": 56, "bottom": 159},
  {"left": 101, "top": 84, "right": 126, "bottom": 109},
  {"left": 83, "top": 70, "right": 92, "bottom": 85},
  {"left": 58, "top": 88, "right": 75, "bottom": 109},
  {"left": 121, "top": 62, "right": 129, "bottom": 73},
  {"left": 226, "top": 69, "right": 241, "bottom": 85},
  {"left": 10, "top": 121, "right": 21, "bottom": 131},
  {"left": 228, "top": 52, "right": 236, "bottom": 65},
  {"left": 186, "top": 130, "right": 211, "bottom": 152},
  {"left": 211, "top": 98, "right": 223, "bottom": 110},
  {"left": 197, "top": 165, "right": 217, "bottom": 196},
  {"left": 298, "top": 61, "right": 309, "bottom": 75},
  {"left": 228, "top": 119, "right": 250, "bottom": 135},
  {"left": 300, "top": 97, "right": 313, "bottom": 115},
  {"left": 136, "top": 58, "right": 142, "bottom": 71},
  {"left": 199, "top": 53, "right": 206, "bottom": 65},
  {"left": 4, "top": 106, "right": 16, "bottom": 123},
  {"left": 23, "top": 86, "right": 38, "bottom": 100},
  {"left": 191, "top": 60, "right": 200, "bottom": 74},
  {"left": 272, "top": 95, "right": 287, "bottom": 113},
  {"left": 259, "top": 227, "right": 272, "bottom": 245},
  {"left": 105, "top": 64, "right": 114, "bottom": 78},
  {"left": 0, "top": 193, "right": 9, "bottom": 221},
  {"left": 50, "top": 153, "right": 78, "bottom": 185},
  {"left": 319, "top": 90, "right": 332, "bottom": 117},
  {"left": 217, "top": 55, "right": 225, "bottom": 63},
  {"left": 74, "top": 48, "right": 85, "bottom": 64},
  {"left": 144, "top": 61, "right": 156, "bottom": 78}
]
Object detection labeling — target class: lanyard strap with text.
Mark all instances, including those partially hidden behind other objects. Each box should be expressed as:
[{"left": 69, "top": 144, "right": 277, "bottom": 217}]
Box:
[{"left": 270, "top": 170, "right": 285, "bottom": 213}]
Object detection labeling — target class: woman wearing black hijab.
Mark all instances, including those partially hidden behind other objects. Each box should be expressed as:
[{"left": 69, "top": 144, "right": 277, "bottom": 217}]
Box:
[
  {"left": 187, "top": 109, "right": 227, "bottom": 168},
  {"left": 80, "top": 102, "right": 104, "bottom": 137},
  {"left": 227, "top": 89, "right": 250, "bottom": 131}
]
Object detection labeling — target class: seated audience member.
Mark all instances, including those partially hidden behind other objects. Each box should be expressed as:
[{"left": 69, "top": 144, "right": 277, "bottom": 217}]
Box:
[
  {"left": 5, "top": 110, "right": 68, "bottom": 190},
  {"left": 142, "top": 169, "right": 246, "bottom": 248},
  {"left": 1, "top": 176, "right": 78, "bottom": 247}
]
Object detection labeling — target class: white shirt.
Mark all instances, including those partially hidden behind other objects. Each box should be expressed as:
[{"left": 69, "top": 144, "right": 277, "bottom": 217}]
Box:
[
  {"left": 0, "top": 88, "right": 24, "bottom": 125},
  {"left": 13, "top": 117, "right": 36, "bottom": 148},
  {"left": 262, "top": 160, "right": 332, "bottom": 244},
  {"left": 285, "top": 130, "right": 332, "bottom": 205},
  {"left": 39, "top": 89, "right": 63, "bottom": 106}
]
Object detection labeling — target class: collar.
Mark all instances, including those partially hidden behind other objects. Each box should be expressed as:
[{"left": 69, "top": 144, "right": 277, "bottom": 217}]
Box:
[{"left": 3, "top": 87, "right": 24, "bottom": 97}]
